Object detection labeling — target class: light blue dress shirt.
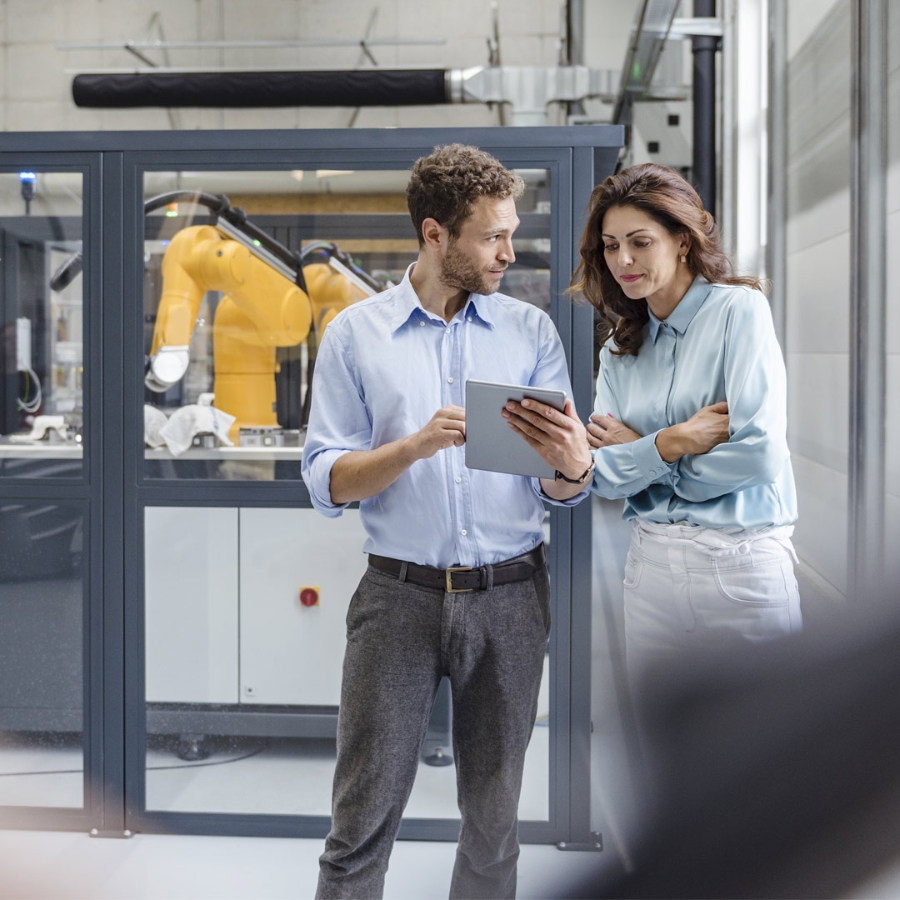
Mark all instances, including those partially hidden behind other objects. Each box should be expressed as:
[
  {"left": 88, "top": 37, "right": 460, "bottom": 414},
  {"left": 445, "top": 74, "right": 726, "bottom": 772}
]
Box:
[
  {"left": 302, "top": 266, "right": 586, "bottom": 568},
  {"left": 591, "top": 276, "right": 798, "bottom": 529}
]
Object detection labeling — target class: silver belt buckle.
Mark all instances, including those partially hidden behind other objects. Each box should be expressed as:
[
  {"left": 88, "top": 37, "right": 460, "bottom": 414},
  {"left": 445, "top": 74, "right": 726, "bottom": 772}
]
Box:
[{"left": 445, "top": 566, "right": 474, "bottom": 593}]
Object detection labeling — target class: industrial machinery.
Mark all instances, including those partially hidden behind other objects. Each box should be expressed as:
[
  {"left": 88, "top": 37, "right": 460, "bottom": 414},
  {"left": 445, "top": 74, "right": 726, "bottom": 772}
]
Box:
[{"left": 142, "top": 191, "right": 379, "bottom": 440}]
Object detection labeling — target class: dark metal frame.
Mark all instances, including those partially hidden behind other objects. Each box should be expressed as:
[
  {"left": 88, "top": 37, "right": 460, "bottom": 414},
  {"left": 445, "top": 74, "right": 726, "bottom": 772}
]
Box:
[{"left": 0, "top": 126, "right": 621, "bottom": 847}]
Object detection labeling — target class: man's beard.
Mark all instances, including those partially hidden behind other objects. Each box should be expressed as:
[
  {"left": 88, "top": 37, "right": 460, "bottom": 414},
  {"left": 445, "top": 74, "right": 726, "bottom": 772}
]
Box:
[{"left": 439, "top": 240, "right": 504, "bottom": 296}]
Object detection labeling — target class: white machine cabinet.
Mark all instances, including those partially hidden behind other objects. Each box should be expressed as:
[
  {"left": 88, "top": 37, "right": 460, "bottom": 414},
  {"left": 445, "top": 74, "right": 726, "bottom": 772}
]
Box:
[
  {"left": 145, "top": 506, "right": 369, "bottom": 708},
  {"left": 238, "top": 507, "right": 369, "bottom": 705},
  {"left": 145, "top": 506, "right": 240, "bottom": 704}
]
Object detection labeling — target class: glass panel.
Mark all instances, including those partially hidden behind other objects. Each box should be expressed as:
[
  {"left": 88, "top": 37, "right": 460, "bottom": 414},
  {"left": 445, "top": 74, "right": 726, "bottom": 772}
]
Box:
[
  {"left": 142, "top": 166, "right": 555, "bottom": 820},
  {"left": 0, "top": 173, "right": 85, "bottom": 478},
  {"left": 141, "top": 168, "right": 551, "bottom": 482},
  {"left": 0, "top": 502, "right": 85, "bottom": 807},
  {"left": 145, "top": 506, "right": 551, "bottom": 818}
]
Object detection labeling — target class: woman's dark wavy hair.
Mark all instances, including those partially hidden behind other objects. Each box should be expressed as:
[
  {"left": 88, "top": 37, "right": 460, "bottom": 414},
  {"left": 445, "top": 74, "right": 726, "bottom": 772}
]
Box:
[{"left": 570, "top": 163, "right": 760, "bottom": 356}]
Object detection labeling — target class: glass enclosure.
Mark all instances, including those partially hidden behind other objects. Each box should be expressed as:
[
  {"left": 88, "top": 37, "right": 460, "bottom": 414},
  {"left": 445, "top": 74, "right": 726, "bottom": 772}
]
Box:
[
  {"left": 0, "top": 172, "right": 84, "bottom": 479},
  {"left": 0, "top": 126, "right": 622, "bottom": 840},
  {"left": 0, "top": 501, "right": 86, "bottom": 808},
  {"left": 141, "top": 165, "right": 554, "bottom": 822}
]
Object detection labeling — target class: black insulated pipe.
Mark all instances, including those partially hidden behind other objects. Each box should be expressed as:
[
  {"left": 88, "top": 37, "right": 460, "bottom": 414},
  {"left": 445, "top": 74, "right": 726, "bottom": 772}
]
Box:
[
  {"left": 72, "top": 69, "right": 450, "bottom": 109},
  {"left": 692, "top": 0, "right": 718, "bottom": 216}
]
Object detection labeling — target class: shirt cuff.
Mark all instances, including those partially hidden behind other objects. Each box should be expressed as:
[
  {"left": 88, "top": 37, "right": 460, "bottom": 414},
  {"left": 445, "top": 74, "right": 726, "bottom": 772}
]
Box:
[
  {"left": 633, "top": 431, "right": 674, "bottom": 481},
  {"left": 533, "top": 476, "right": 590, "bottom": 506},
  {"left": 304, "top": 448, "right": 353, "bottom": 516}
]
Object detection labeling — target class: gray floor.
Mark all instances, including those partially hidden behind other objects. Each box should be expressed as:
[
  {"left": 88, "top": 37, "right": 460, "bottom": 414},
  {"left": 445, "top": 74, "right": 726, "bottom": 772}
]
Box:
[{"left": 0, "top": 829, "right": 612, "bottom": 900}]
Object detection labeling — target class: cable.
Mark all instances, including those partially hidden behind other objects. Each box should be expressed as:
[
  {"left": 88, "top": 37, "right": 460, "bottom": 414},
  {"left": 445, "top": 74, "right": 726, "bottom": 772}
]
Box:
[
  {"left": 0, "top": 741, "right": 270, "bottom": 778},
  {"left": 147, "top": 741, "right": 269, "bottom": 771},
  {"left": 17, "top": 367, "right": 42, "bottom": 413}
]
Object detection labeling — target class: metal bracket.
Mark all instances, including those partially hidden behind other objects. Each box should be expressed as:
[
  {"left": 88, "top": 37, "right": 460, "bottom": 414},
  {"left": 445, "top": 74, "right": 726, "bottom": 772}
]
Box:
[
  {"left": 667, "top": 17, "right": 724, "bottom": 39},
  {"left": 89, "top": 828, "right": 135, "bottom": 839},
  {"left": 557, "top": 832, "right": 603, "bottom": 852}
]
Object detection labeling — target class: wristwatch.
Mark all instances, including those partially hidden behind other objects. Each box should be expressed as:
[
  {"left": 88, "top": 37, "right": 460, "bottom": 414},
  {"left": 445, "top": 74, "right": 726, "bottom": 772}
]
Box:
[{"left": 554, "top": 460, "right": 595, "bottom": 485}]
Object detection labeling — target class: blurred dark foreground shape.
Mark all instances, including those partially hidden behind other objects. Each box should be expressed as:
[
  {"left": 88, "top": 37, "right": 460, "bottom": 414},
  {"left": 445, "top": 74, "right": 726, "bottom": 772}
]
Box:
[{"left": 564, "top": 601, "right": 900, "bottom": 899}]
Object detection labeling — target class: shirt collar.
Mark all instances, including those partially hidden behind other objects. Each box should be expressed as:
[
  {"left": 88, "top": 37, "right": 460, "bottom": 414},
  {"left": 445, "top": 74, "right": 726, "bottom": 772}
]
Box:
[
  {"left": 647, "top": 275, "right": 712, "bottom": 342},
  {"left": 389, "top": 263, "right": 495, "bottom": 333}
]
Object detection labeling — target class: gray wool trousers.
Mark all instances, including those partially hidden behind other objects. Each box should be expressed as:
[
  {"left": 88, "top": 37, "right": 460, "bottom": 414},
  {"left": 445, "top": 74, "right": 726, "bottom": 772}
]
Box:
[{"left": 315, "top": 556, "right": 551, "bottom": 900}]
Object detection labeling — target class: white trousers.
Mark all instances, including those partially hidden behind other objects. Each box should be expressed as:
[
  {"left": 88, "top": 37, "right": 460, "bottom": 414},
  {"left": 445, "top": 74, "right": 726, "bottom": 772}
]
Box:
[{"left": 624, "top": 520, "right": 802, "bottom": 691}]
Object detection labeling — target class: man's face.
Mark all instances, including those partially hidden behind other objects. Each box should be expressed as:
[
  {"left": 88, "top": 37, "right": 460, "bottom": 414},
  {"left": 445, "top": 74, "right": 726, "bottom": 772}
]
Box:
[{"left": 439, "top": 195, "right": 519, "bottom": 296}]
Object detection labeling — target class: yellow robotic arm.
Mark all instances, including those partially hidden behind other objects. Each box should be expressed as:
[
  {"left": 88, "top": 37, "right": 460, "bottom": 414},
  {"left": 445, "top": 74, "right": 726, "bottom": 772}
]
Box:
[{"left": 146, "top": 216, "right": 374, "bottom": 440}]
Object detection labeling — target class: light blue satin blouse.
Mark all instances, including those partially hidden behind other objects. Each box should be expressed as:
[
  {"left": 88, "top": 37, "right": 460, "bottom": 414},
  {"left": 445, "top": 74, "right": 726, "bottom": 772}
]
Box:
[{"left": 590, "top": 276, "right": 798, "bottom": 529}]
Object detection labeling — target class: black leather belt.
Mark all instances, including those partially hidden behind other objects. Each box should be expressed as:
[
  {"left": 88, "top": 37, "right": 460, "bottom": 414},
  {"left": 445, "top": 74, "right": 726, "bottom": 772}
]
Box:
[{"left": 368, "top": 544, "right": 546, "bottom": 594}]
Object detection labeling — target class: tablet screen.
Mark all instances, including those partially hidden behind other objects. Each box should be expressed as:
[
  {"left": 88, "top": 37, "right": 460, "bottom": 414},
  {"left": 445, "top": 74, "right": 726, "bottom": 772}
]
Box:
[{"left": 465, "top": 380, "right": 567, "bottom": 478}]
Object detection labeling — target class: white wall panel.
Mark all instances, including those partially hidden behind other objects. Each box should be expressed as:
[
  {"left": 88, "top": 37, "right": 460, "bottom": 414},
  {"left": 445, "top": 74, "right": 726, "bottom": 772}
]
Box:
[
  {"left": 791, "top": 455, "right": 848, "bottom": 595},
  {"left": 885, "top": 355, "right": 900, "bottom": 499},
  {"left": 222, "top": 0, "right": 300, "bottom": 39},
  {"left": 786, "top": 0, "right": 844, "bottom": 62},
  {"left": 98, "top": 0, "right": 198, "bottom": 43},
  {"left": 784, "top": 0, "right": 851, "bottom": 598},
  {"left": 885, "top": 7, "right": 900, "bottom": 593},
  {"left": 785, "top": 186, "right": 851, "bottom": 256},
  {"left": 785, "top": 231, "right": 850, "bottom": 355},
  {"left": 886, "top": 493, "right": 900, "bottom": 592},
  {"left": 786, "top": 352, "right": 849, "bottom": 473},
  {"left": 888, "top": 209, "right": 900, "bottom": 355},
  {"left": 6, "top": 44, "right": 70, "bottom": 101},
  {"left": 7, "top": 0, "right": 63, "bottom": 42}
]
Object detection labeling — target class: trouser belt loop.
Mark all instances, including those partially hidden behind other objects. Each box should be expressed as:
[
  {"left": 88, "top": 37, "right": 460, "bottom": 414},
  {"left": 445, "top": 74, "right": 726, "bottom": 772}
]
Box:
[
  {"left": 483, "top": 564, "right": 494, "bottom": 591},
  {"left": 398, "top": 561, "right": 409, "bottom": 584}
]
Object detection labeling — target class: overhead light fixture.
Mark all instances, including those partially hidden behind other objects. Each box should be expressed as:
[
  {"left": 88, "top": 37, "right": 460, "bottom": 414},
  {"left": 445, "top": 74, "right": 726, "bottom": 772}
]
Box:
[
  {"left": 290, "top": 170, "right": 305, "bottom": 183},
  {"left": 316, "top": 170, "right": 354, "bottom": 179}
]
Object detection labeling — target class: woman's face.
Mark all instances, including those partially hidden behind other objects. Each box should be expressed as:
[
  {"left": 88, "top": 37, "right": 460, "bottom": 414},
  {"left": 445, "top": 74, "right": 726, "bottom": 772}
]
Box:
[{"left": 600, "top": 204, "right": 691, "bottom": 317}]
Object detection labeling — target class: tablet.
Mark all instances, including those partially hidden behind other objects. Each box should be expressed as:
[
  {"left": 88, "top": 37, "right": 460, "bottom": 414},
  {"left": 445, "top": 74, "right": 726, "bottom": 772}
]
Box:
[{"left": 465, "top": 379, "right": 567, "bottom": 478}]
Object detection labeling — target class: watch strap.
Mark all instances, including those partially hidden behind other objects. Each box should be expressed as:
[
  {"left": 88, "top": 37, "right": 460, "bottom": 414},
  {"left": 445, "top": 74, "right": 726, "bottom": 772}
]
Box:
[{"left": 555, "top": 461, "right": 595, "bottom": 485}]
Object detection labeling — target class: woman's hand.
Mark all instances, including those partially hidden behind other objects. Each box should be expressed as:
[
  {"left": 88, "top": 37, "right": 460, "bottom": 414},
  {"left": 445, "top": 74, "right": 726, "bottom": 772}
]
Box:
[
  {"left": 587, "top": 413, "right": 642, "bottom": 449},
  {"left": 655, "top": 401, "right": 730, "bottom": 463}
]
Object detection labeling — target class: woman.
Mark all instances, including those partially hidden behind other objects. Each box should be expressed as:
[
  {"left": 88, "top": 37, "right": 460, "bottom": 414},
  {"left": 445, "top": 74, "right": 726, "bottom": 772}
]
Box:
[{"left": 573, "top": 163, "right": 801, "bottom": 688}]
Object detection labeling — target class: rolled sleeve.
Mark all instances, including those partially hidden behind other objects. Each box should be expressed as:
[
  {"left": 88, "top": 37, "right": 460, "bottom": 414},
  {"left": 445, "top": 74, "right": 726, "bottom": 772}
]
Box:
[
  {"left": 303, "top": 448, "right": 352, "bottom": 516},
  {"left": 301, "top": 323, "right": 372, "bottom": 517}
]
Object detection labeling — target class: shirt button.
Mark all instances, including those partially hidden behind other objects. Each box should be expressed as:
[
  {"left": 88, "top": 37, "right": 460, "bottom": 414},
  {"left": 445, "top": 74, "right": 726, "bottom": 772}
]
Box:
[
  {"left": 455, "top": 477, "right": 461, "bottom": 484},
  {"left": 467, "top": 317, "right": 473, "bottom": 323},
  {"left": 419, "top": 321, "right": 425, "bottom": 327},
  {"left": 460, "top": 529, "right": 467, "bottom": 536},
  {"left": 447, "top": 377, "right": 454, "bottom": 384},
  {"left": 445, "top": 327, "right": 451, "bottom": 334}
]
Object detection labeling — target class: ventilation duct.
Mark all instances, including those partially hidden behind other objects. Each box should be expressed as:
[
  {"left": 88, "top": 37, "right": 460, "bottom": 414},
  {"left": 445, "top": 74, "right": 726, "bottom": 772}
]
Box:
[
  {"left": 71, "top": 66, "right": 620, "bottom": 126},
  {"left": 73, "top": 69, "right": 449, "bottom": 108}
]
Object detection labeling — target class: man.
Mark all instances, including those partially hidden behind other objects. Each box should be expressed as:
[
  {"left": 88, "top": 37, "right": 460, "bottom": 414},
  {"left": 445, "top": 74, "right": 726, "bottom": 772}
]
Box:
[{"left": 302, "top": 144, "right": 594, "bottom": 900}]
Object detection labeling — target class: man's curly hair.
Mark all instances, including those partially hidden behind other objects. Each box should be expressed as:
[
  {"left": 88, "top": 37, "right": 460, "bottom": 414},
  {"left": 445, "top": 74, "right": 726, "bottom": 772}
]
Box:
[{"left": 407, "top": 144, "right": 524, "bottom": 246}]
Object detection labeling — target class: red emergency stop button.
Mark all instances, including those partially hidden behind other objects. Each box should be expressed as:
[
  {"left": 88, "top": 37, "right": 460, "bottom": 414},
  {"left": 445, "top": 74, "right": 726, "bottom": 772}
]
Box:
[{"left": 299, "top": 587, "right": 320, "bottom": 607}]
